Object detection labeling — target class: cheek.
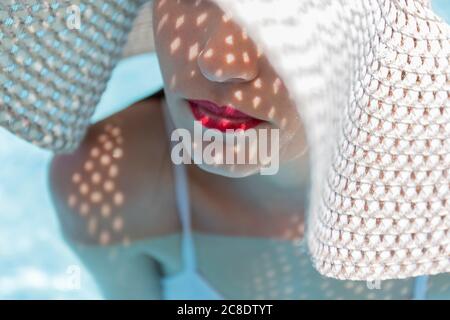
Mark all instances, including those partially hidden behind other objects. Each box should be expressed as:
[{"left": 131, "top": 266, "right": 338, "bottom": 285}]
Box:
[
  {"left": 250, "top": 64, "right": 300, "bottom": 130},
  {"left": 268, "top": 78, "right": 300, "bottom": 132}
]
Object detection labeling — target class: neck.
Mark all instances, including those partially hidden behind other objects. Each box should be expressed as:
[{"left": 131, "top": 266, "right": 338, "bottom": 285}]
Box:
[
  {"left": 188, "top": 150, "right": 310, "bottom": 213},
  {"left": 248, "top": 151, "right": 310, "bottom": 195}
]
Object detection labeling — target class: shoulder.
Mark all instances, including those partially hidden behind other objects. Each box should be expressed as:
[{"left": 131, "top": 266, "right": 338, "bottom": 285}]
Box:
[{"left": 49, "top": 96, "right": 180, "bottom": 247}]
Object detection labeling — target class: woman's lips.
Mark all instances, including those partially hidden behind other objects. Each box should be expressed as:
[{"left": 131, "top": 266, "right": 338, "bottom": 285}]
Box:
[{"left": 187, "top": 99, "right": 264, "bottom": 132}]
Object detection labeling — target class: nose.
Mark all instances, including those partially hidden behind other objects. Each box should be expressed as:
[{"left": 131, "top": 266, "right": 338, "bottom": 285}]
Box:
[{"left": 197, "top": 22, "right": 259, "bottom": 83}]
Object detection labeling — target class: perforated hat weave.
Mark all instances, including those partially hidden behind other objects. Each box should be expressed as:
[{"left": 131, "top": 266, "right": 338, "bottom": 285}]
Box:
[
  {"left": 0, "top": 0, "right": 148, "bottom": 151},
  {"left": 1, "top": 0, "right": 449, "bottom": 281},
  {"left": 215, "top": 0, "right": 450, "bottom": 280}
]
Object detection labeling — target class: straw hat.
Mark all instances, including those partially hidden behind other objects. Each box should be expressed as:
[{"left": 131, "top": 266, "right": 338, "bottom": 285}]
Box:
[
  {"left": 122, "top": 2, "right": 155, "bottom": 58},
  {"left": 0, "top": 0, "right": 449, "bottom": 281}
]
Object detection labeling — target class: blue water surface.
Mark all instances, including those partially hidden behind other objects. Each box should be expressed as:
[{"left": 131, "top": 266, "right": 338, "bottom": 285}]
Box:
[{"left": 0, "top": 2, "right": 448, "bottom": 299}]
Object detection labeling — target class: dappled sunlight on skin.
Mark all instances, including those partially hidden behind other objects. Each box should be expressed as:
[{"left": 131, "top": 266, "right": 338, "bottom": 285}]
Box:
[
  {"left": 150, "top": 0, "right": 432, "bottom": 299},
  {"left": 189, "top": 206, "right": 420, "bottom": 299},
  {"left": 67, "top": 124, "right": 127, "bottom": 246},
  {"left": 153, "top": 0, "right": 307, "bottom": 177},
  {"left": 51, "top": 97, "right": 448, "bottom": 299},
  {"left": 43, "top": 0, "right": 450, "bottom": 300},
  {"left": 229, "top": 236, "right": 417, "bottom": 300}
]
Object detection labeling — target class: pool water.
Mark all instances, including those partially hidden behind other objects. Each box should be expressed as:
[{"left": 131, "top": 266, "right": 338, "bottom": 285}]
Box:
[
  {"left": 0, "top": 54, "right": 163, "bottom": 299},
  {"left": 0, "top": 2, "right": 448, "bottom": 299}
]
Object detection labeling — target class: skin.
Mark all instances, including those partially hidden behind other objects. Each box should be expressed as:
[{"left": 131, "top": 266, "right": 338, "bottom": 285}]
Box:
[
  {"left": 153, "top": 0, "right": 308, "bottom": 177},
  {"left": 45, "top": 0, "right": 450, "bottom": 300},
  {"left": 49, "top": 0, "right": 311, "bottom": 299}
]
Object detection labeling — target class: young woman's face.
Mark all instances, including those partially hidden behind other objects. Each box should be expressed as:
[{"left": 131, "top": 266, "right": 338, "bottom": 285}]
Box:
[{"left": 153, "top": 0, "right": 307, "bottom": 177}]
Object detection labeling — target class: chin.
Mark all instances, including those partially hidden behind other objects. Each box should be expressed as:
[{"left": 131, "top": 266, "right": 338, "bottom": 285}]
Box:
[{"left": 195, "top": 162, "right": 262, "bottom": 179}]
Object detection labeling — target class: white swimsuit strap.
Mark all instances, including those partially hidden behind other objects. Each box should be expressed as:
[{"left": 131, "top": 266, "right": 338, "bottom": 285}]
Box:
[
  {"left": 173, "top": 162, "right": 197, "bottom": 272},
  {"left": 413, "top": 275, "right": 429, "bottom": 300},
  {"left": 162, "top": 101, "right": 197, "bottom": 272}
]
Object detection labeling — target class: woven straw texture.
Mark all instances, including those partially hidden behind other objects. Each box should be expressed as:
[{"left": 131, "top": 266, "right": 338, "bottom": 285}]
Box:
[
  {"left": 1, "top": 0, "right": 449, "bottom": 280},
  {"left": 215, "top": 0, "right": 450, "bottom": 280},
  {"left": 0, "top": 0, "right": 147, "bottom": 152}
]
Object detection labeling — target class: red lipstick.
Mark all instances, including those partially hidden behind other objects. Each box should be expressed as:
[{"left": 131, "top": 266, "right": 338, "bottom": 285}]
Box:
[{"left": 188, "top": 100, "right": 263, "bottom": 132}]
